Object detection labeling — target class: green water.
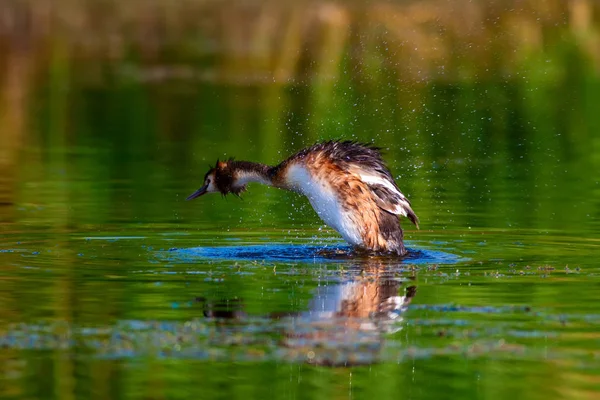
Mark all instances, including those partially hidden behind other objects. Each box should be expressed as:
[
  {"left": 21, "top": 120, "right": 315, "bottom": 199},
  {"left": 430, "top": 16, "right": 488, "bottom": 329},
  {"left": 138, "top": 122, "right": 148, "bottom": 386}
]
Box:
[{"left": 2, "top": 17, "right": 600, "bottom": 400}]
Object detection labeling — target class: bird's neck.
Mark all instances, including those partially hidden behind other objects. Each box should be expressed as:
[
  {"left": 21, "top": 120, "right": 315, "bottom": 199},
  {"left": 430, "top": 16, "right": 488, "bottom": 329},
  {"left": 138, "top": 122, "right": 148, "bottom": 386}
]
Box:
[{"left": 231, "top": 161, "right": 275, "bottom": 187}]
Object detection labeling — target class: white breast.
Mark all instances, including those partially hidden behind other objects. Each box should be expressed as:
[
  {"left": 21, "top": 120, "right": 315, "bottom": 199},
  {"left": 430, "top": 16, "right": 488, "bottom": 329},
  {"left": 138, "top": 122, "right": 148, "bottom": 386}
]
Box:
[{"left": 285, "top": 165, "right": 363, "bottom": 246}]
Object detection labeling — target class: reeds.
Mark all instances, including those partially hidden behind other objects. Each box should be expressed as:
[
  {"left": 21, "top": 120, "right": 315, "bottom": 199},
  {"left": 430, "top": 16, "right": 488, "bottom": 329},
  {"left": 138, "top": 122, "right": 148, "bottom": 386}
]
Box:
[{"left": 0, "top": 0, "right": 598, "bottom": 86}]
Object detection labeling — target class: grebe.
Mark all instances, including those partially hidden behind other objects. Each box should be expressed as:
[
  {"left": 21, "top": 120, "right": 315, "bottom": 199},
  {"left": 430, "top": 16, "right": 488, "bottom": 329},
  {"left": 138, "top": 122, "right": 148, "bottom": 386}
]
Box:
[{"left": 186, "top": 141, "right": 419, "bottom": 255}]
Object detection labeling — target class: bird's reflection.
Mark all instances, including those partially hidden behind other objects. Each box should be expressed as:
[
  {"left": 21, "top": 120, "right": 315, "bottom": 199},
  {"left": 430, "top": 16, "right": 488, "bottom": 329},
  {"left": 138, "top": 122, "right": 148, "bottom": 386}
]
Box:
[
  {"left": 305, "top": 268, "right": 415, "bottom": 329},
  {"left": 198, "top": 258, "right": 417, "bottom": 366}
]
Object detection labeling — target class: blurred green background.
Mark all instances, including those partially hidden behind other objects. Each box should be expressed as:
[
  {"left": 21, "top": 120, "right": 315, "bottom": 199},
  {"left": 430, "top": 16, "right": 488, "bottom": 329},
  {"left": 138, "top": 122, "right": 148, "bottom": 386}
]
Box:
[
  {"left": 1, "top": 0, "right": 599, "bottom": 230},
  {"left": 1, "top": 1, "right": 600, "bottom": 399}
]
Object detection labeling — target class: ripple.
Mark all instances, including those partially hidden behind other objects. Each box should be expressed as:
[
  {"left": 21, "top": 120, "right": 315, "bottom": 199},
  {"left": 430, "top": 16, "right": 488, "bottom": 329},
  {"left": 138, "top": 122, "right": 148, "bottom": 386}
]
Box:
[
  {"left": 161, "top": 243, "right": 464, "bottom": 264},
  {"left": 0, "top": 315, "right": 568, "bottom": 366}
]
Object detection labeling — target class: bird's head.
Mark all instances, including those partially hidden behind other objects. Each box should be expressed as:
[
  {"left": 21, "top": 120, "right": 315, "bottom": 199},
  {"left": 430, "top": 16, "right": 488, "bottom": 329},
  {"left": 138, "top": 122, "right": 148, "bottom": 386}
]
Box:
[{"left": 186, "top": 159, "right": 246, "bottom": 200}]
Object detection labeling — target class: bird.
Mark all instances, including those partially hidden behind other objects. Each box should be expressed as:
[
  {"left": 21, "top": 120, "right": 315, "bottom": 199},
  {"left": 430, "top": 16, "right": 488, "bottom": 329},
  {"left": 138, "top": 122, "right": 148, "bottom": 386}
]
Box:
[{"left": 186, "top": 140, "right": 419, "bottom": 256}]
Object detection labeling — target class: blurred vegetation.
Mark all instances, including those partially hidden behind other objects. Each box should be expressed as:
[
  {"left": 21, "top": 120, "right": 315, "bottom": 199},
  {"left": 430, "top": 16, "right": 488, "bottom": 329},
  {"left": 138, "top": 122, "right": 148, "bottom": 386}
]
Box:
[{"left": 0, "top": 0, "right": 599, "bottom": 232}]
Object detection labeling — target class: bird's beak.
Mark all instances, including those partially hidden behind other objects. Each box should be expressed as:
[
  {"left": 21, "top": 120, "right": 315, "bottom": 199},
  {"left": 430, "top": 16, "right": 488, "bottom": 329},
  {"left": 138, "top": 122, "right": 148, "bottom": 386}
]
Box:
[{"left": 186, "top": 184, "right": 209, "bottom": 200}]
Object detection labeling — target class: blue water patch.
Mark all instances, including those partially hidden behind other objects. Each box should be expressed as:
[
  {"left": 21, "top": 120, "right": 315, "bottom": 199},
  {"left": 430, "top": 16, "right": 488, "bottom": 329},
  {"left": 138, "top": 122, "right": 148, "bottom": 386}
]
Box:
[{"left": 162, "top": 243, "right": 463, "bottom": 264}]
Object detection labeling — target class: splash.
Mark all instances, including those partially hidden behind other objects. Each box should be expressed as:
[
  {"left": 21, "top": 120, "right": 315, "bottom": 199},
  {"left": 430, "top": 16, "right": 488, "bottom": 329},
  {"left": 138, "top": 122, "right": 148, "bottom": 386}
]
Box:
[{"left": 162, "top": 243, "right": 464, "bottom": 264}]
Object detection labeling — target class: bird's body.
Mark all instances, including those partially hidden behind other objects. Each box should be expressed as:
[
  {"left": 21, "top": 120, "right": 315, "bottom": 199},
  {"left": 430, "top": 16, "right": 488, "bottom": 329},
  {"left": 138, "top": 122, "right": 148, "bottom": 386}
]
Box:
[{"left": 187, "top": 141, "right": 418, "bottom": 256}]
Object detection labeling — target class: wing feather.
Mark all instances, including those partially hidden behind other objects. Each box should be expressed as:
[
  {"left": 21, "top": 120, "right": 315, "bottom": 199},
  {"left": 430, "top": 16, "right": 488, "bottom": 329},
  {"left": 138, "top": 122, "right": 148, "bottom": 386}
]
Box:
[
  {"left": 353, "top": 169, "right": 419, "bottom": 228},
  {"left": 298, "top": 141, "right": 419, "bottom": 228}
]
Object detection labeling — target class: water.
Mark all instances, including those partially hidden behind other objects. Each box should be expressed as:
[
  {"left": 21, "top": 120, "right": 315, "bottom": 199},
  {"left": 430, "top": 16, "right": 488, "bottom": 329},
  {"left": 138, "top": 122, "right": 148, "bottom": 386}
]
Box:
[
  {"left": 2, "top": 1, "right": 600, "bottom": 399},
  {"left": 2, "top": 137, "right": 600, "bottom": 399}
]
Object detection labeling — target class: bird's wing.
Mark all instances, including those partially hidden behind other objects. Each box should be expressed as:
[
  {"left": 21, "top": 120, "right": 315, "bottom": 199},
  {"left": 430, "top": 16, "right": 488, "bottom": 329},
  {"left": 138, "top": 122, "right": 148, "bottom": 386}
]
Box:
[{"left": 351, "top": 168, "right": 419, "bottom": 227}]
